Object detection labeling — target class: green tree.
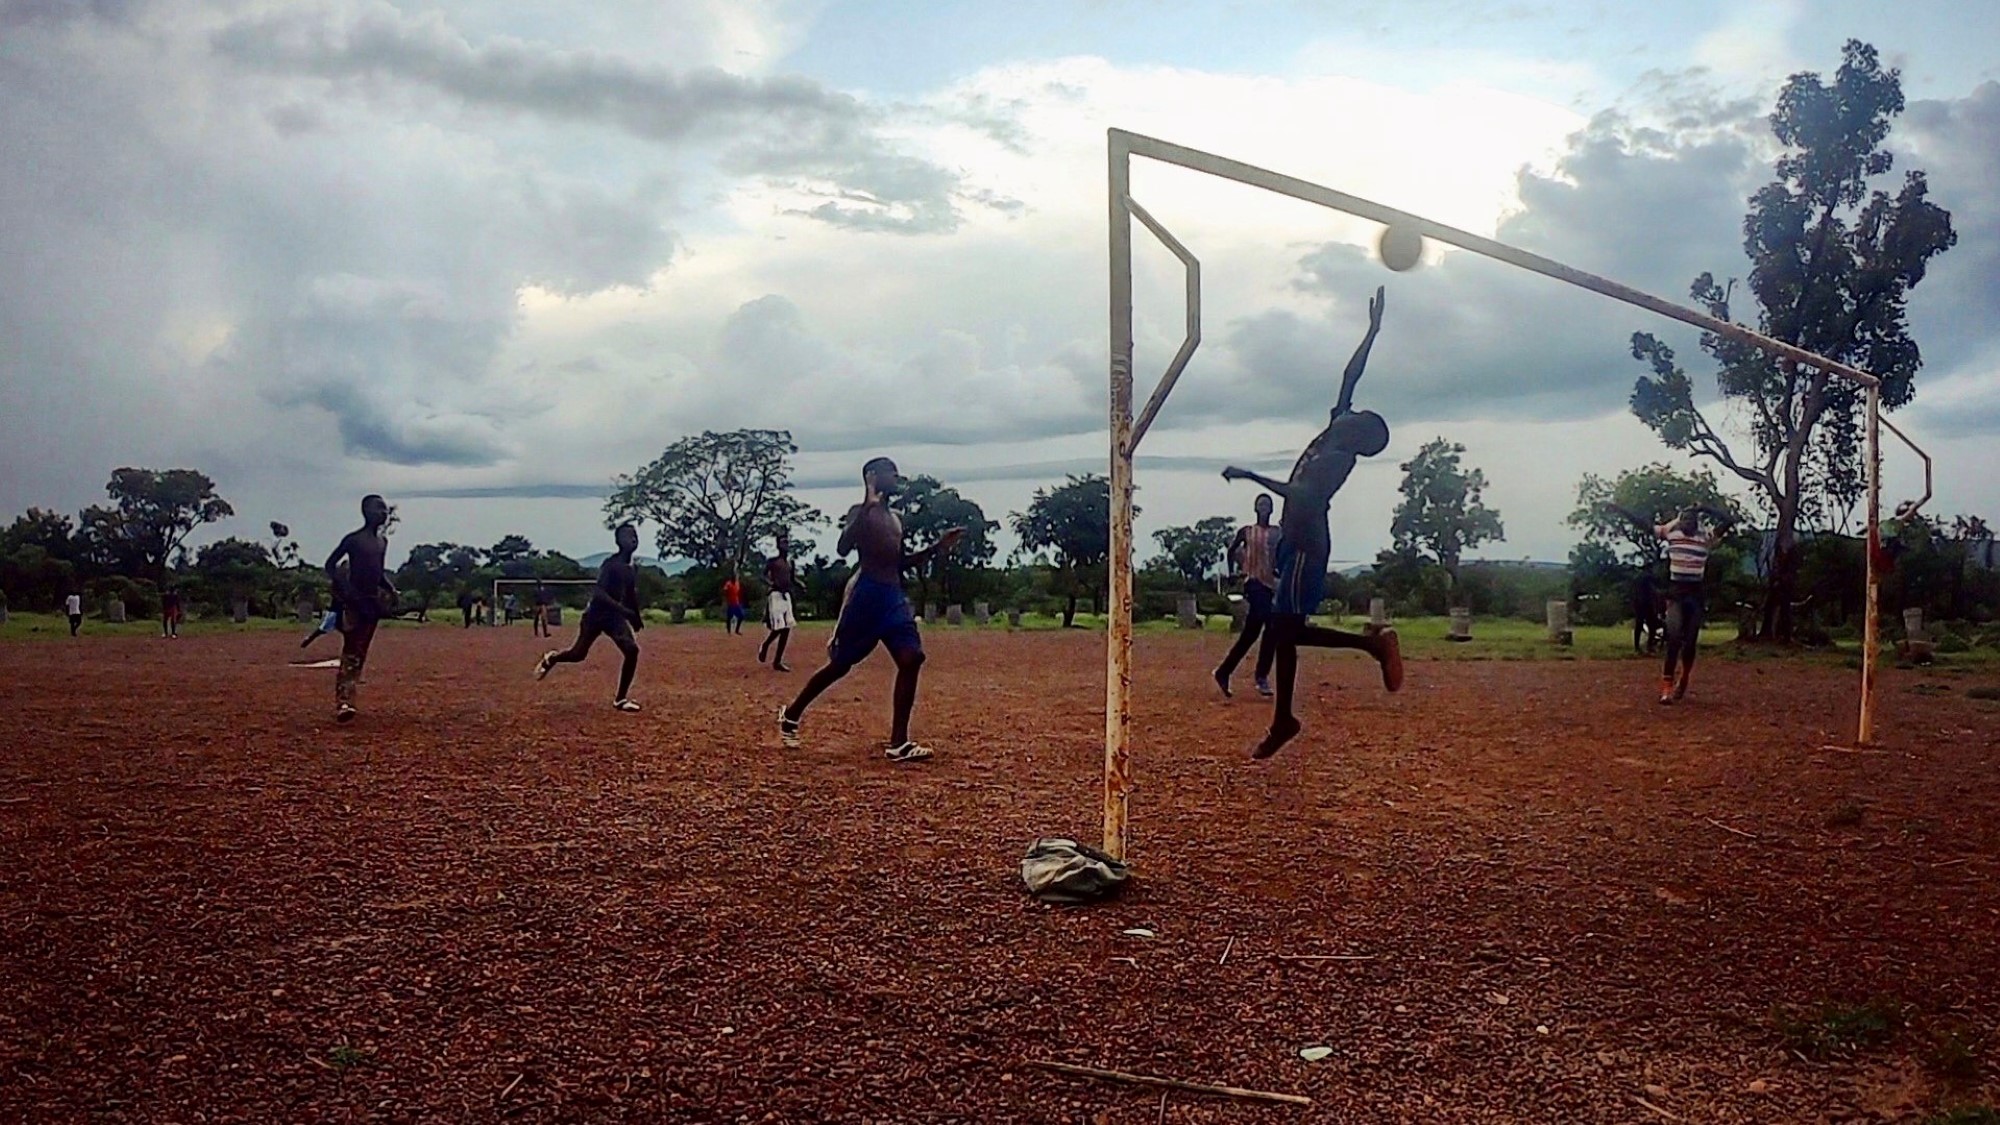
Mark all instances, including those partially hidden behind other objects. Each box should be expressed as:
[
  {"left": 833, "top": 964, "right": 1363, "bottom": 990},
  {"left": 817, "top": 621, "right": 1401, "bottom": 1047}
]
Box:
[
  {"left": 1628, "top": 41, "right": 1956, "bottom": 642},
  {"left": 395, "top": 542, "right": 482, "bottom": 619},
  {"left": 1568, "top": 464, "right": 1747, "bottom": 571},
  {"left": 1390, "top": 438, "right": 1503, "bottom": 595},
  {"left": 1010, "top": 474, "right": 1117, "bottom": 628},
  {"left": 77, "top": 468, "right": 234, "bottom": 580},
  {"left": 1152, "top": 516, "right": 1237, "bottom": 590},
  {"left": 606, "top": 429, "right": 823, "bottom": 572},
  {"left": 1, "top": 508, "right": 79, "bottom": 563},
  {"left": 193, "top": 538, "right": 275, "bottom": 612},
  {"left": 890, "top": 475, "right": 999, "bottom": 607}
]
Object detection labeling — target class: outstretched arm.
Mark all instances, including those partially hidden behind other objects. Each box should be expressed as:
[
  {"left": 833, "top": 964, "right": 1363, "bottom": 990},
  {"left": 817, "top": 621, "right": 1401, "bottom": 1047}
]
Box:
[
  {"left": 1222, "top": 466, "right": 1291, "bottom": 498},
  {"left": 904, "top": 527, "right": 966, "bottom": 571},
  {"left": 835, "top": 505, "right": 863, "bottom": 557},
  {"left": 1333, "top": 286, "right": 1386, "bottom": 418}
]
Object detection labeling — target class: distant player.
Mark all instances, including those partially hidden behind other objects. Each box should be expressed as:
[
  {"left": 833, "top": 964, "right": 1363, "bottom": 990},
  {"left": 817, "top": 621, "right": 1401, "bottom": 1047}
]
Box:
[
  {"left": 65, "top": 590, "right": 83, "bottom": 636},
  {"left": 536, "top": 523, "right": 646, "bottom": 712},
  {"left": 776, "top": 457, "right": 962, "bottom": 762},
  {"left": 457, "top": 588, "right": 475, "bottom": 629},
  {"left": 758, "top": 532, "right": 798, "bottom": 672},
  {"left": 721, "top": 571, "right": 747, "bottom": 635},
  {"left": 1213, "top": 493, "right": 1280, "bottom": 698},
  {"left": 1647, "top": 505, "right": 1731, "bottom": 704},
  {"left": 160, "top": 587, "right": 184, "bottom": 639},
  {"left": 323, "top": 494, "right": 399, "bottom": 724},
  {"left": 1221, "top": 287, "right": 1403, "bottom": 759},
  {"left": 532, "top": 580, "right": 554, "bottom": 638},
  {"left": 300, "top": 600, "right": 341, "bottom": 649}
]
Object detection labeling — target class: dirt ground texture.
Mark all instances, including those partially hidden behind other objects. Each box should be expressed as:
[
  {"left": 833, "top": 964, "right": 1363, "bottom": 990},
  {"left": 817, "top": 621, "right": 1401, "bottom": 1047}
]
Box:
[{"left": 2, "top": 624, "right": 1997, "bottom": 1123}]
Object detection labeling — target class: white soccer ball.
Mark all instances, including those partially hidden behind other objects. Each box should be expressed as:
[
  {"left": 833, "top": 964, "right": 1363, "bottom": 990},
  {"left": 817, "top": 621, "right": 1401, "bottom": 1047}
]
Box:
[{"left": 1378, "top": 224, "right": 1424, "bottom": 272}]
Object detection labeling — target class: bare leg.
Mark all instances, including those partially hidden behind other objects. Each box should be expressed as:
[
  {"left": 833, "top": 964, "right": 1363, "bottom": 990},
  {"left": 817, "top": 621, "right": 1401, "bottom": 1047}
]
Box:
[
  {"left": 888, "top": 645, "right": 926, "bottom": 746},
  {"left": 785, "top": 660, "right": 854, "bottom": 723},
  {"left": 772, "top": 628, "right": 791, "bottom": 670},
  {"left": 1298, "top": 624, "right": 1403, "bottom": 691},
  {"left": 611, "top": 630, "right": 639, "bottom": 700},
  {"left": 547, "top": 618, "right": 604, "bottom": 666},
  {"left": 1253, "top": 616, "right": 1305, "bottom": 759},
  {"left": 335, "top": 616, "right": 378, "bottom": 720}
]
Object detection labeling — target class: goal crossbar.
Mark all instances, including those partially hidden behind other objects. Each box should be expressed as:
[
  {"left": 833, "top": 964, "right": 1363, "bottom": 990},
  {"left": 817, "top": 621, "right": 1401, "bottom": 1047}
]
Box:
[{"left": 1104, "top": 126, "right": 1927, "bottom": 864}]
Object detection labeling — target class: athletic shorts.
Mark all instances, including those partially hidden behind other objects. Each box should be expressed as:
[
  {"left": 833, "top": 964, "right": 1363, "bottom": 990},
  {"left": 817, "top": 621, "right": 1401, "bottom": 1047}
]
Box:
[
  {"left": 1273, "top": 540, "right": 1328, "bottom": 617},
  {"left": 726, "top": 604, "right": 746, "bottom": 622},
  {"left": 766, "top": 591, "right": 797, "bottom": 631},
  {"left": 829, "top": 576, "right": 921, "bottom": 667}
]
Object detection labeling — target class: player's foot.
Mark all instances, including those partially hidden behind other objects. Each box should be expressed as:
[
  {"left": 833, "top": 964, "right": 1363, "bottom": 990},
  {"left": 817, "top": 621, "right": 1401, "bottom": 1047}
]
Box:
[
  {"left": 757, "top": 645, "right": 769, "bottom": 664},
  {"left": 1254, "top": 676, "right": 1273, "bottom": 697},
  {"left": 1657, "top": 677, "right": 1676, "bottom": 705},
  {"left": 613, "top": 698, "right": 641, "bottom": 712},
  {"left": 1213, "top": 667, "right": 1232, "bottom": 698},
  {"left": 885, "top": 741, "right": 934, "bottom": 762},
  {"left": 777, "top": 707, "right": 801, "bottom": 749},
  {"left": 1673, "top": 671, "right": 1690, "bottom": 701},
  {"left": 774, "top": 662, "right": 792, "bottom": 673},
  {"left": 335, "top": 704, "right": 357, "bottom": 724},
  {"left": 1373, "top": 629, "right": 1404, "bottom": 692},
  {"left": 1252, "top": 715, "right": 1302, "bottom": 760},
  {"left": 535, "top": 651, "right": 558, "bottom": 680}
]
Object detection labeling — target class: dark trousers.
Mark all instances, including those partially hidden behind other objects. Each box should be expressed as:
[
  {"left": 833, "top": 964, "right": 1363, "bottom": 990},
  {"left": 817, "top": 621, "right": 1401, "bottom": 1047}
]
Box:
[
  {"left": 1216, "top": 581, "right": 1277, "bottom": 682},
  {"left": 1663, "top": 582, "right": 1705, "bottom": 677}
]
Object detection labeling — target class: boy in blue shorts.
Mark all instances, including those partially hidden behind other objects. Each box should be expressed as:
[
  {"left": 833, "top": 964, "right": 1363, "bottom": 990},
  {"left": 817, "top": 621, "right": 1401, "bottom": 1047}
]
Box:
[
  {"left": 1222, "top": 287, "right": 1403, "bottom": 759},
  {"left": 777, "top": 457, "right": 963, "bottom": 762}
]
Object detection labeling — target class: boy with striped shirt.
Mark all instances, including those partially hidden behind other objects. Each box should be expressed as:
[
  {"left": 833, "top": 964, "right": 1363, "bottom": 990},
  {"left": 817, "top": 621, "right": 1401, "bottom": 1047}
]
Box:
[{"left": 1651, "top": 506, "right": 1732, "bottom": 704}]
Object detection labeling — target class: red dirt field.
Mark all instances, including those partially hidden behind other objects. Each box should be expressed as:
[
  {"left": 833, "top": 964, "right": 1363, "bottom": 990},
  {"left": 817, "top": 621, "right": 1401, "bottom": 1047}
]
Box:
[{"left": 2, "top": 624, "right": 1997, "bottom": 1123}]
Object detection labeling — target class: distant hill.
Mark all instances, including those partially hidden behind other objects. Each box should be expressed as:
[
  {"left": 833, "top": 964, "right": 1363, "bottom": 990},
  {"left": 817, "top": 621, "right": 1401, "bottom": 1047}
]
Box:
[{"left": 577, "top": 552, "right": 695, "bottom": 575}]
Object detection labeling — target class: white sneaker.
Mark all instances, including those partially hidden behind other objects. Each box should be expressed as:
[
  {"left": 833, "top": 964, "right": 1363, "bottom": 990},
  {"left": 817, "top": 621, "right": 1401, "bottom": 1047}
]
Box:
[
  {"left": 612, "top": 698, "right": 641, "bottom": 712},
  {"left": 777, "top": 707, "right": 801, "bottom": 749},
  {"left": 885, "top": 741, "right": 934, "bottom": 762},
  {"left": 535, "top": 651, "right": 558, "bottom": 680}
]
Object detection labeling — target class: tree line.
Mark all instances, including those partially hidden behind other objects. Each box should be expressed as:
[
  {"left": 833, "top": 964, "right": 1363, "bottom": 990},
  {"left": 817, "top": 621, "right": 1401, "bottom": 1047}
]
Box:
[{"left": 4, "top": 43, "right": 1989, "bottom": 642}]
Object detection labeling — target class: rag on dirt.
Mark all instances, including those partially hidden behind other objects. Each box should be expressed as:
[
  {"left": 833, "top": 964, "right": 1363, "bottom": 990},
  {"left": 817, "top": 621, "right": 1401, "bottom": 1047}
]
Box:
[{"left": 1020, "top": 837, "right": 1130, "bottom": 904}]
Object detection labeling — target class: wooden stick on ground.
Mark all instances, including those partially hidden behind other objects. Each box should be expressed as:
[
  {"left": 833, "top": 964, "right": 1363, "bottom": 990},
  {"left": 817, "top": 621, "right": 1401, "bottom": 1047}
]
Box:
[
  {"left": 1027, "top": 1060, "right": 1311, "bottom": 1107},
  {"left": 1633, "top": 1095, "right": 1683, "bottom": 1121},
  {"left": 1218, "top": 936, "right": 1235, "bottom": 966},
  {"left": 1702, "top": 816, "right": 1759, "bottom": 841},
  {"left": 1274, "top": 953, "right": 1376, "bottom": 962},
  {"left": 498, "top": 1073, "right": 524, "bottom": 1101}
]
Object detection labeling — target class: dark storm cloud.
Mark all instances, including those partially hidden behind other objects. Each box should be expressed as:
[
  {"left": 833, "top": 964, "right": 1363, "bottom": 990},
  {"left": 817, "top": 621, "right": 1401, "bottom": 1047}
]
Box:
[
  {"left": 1164, "top": 108, "right": 1763, "bottom": 433},
  {"left": 210, "top": 1, "right": 977, "bottom": 234},
  {"left": 1899, "top": 81, "right": 2000, "bottom": 437}
]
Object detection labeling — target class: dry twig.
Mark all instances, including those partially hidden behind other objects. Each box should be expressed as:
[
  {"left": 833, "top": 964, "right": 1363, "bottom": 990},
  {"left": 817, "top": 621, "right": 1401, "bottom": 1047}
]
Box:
[{"left": 1027, "top": 1060, "right": 1310, "bottom": 1107}]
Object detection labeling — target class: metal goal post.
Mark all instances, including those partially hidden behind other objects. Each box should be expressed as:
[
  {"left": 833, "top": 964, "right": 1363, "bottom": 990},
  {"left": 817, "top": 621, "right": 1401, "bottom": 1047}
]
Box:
[{"left": 1103, "top": 127, "right": 1929, "bottom": 863}]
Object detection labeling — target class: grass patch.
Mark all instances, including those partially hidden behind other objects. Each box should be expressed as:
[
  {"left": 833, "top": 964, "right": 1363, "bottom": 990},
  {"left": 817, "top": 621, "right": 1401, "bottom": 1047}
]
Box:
[
  {"left": 1774, "top": 998, "right": 1904, "bottom": 1059},
  {"left": 326, "top": 1043, "right": 371, "bottom": 1069},
  {"left": 1925, "top": 1027, "right": 1989, "bottom": 1090},
  {"left": 1968, "top": 686, "right": 2000, "bottom": 702},
  {"left": 1925, "top": 1108, "right": 2000, "bottom": 1125}
]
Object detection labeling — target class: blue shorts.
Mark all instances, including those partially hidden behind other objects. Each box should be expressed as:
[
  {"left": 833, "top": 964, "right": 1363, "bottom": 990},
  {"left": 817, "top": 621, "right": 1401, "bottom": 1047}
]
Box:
[
  {"left": 830, "top": 576, "right": 922, "bottom": 667},
  {"left": 726, "top": 604, "right": 746, "bottom": 622},
  {"left": 1273, "top": 540, "right": 1327, "bottom": 617}
]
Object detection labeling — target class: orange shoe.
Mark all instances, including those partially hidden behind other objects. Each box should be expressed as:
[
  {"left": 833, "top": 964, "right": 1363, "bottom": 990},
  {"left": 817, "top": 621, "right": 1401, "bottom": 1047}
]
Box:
[
  {"left": 1673, "top": 670, "right": 1690, "bottom": 701},
  {"left": 1657, "top": 676, "right": 1675, "bottom": 705}
]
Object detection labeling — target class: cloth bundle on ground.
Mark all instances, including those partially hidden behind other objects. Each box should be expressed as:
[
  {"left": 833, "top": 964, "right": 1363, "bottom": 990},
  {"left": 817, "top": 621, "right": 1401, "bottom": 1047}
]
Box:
[{"left": 1020, "top": 837, "right": 1130, "bottom": 904}]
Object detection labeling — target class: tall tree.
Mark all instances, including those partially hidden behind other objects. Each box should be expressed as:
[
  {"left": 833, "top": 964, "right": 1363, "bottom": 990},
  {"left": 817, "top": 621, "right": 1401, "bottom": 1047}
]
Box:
[
  {"left": 1629, "top": 40, "right": 1956, "bottom": 641},
  {"left": 891, "top": 475, "right": 999, "bottom": 606},
  {"left": 76, "top": 468, "right": 234, "bottom": 580},
  {"left": 193, "top": 538, "right": 275, "bottom": 609},
  {"left": 394, "top": 542, "right": 482, "bottom": 618},
  {"left": 1568, "top": 464, "right": 1747, "bottom": 571},
  {"left": 1152, "top": 516, "right": 1237, "bottom": 590},
  {"left": 1390, "top": 438, "right": 1503, "bottom": 592},
  {"left": 488, "top": 535, "right": 535, "bottom": 564},
  {"left": 0, "top": 508, "right": 78, "bottom": 563},
  {"left": 605, "top": 430, "right": 823, "bottom": 571},
  {"left": 1010, "top": 474, "right": 1117, "bottom": 628}
]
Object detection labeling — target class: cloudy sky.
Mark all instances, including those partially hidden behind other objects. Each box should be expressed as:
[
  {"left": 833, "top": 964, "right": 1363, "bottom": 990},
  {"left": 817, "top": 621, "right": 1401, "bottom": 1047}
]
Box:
[{"left": 4, "top": 0, "right": 1997, "bottom": 570}]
